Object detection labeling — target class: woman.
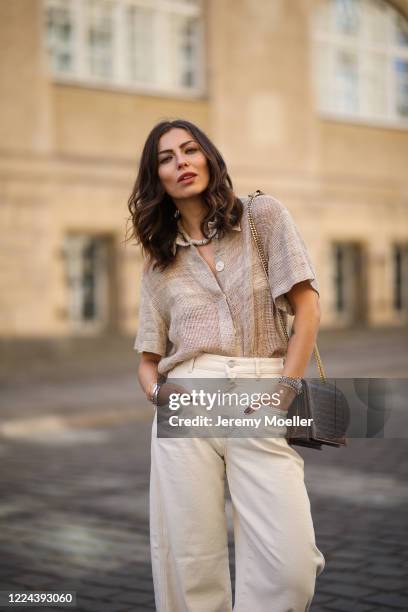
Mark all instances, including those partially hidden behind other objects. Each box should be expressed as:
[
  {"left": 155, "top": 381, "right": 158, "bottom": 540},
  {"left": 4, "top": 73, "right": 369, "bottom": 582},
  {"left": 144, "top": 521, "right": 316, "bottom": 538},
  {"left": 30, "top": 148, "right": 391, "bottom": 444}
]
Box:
[{"left": 128, "top": 119, "right": 325, "bottom": 612}]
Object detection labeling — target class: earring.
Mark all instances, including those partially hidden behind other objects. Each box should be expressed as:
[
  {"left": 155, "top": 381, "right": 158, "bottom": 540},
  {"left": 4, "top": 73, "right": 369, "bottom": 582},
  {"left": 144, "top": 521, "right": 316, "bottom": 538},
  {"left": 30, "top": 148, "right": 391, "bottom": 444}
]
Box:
[{"left": 174, "top": 209, "right": 180, "bottom": 219}]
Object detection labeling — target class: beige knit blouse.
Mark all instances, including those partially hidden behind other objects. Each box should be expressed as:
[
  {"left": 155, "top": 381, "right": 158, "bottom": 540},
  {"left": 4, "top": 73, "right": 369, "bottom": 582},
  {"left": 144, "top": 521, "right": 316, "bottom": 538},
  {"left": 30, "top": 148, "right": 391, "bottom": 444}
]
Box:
[{"left": 133, "top": 194, "right": 319, "bottom": 377}]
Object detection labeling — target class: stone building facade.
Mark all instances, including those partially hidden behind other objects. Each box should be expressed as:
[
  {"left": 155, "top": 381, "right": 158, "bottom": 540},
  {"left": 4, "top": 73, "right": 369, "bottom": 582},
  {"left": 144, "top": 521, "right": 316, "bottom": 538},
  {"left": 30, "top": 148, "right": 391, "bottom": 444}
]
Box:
[{"left": 0, "top": 0, "right": 407, "bottom": 340}]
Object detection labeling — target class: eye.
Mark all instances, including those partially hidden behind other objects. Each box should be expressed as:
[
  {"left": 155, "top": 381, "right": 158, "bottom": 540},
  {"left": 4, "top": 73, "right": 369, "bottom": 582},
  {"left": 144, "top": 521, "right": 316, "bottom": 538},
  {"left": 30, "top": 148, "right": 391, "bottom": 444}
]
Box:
[
  {"left": 159, "top": 155, "right": 172, "bottom": 164},
  {"left": 186, "top": 147, "right": 198, "bottom": 154}
]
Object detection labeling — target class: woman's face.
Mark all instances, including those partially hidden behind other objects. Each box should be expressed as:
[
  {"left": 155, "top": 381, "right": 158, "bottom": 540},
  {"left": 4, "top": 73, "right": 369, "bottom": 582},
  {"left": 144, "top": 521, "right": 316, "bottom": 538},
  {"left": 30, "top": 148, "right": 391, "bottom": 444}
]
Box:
[{"left": 157, "top": 128, "right": 210, "bottom": 200}]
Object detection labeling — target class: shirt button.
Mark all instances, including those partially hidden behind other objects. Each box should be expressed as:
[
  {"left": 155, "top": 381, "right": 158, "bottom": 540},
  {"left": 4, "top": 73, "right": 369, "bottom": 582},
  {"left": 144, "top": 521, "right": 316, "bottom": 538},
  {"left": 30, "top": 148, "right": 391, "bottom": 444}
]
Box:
[{"left": 215, "top": 260, "right": 224, "bottom": 272}]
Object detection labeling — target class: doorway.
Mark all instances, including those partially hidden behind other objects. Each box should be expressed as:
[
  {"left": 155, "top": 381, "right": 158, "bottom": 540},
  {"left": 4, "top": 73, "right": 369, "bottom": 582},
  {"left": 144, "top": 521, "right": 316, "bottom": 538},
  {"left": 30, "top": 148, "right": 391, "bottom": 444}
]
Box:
[
  {"left": 332, "top": 241, "right": 367, "bottom": 326},
  {"left": 63, "top": 233, "right": 115, "bottom": 333}
]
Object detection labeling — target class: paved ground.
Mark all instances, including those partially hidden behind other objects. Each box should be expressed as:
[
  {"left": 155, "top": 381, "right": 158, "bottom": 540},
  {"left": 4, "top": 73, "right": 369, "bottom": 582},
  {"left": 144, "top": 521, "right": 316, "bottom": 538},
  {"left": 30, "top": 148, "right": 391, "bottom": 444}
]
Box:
[{"left": 0, "top": 328, "right": 407, "bottom": 611}]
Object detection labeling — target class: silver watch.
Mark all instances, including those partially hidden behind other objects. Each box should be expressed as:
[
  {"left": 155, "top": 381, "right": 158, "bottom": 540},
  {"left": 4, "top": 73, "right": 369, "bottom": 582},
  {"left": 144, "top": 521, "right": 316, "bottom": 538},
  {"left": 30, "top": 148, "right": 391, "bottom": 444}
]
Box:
[
  {"left": 278, "top": 376, "right": 303, "bottom": 396},
  {"left": 150, "top": 382, "right": 162, "bottom": 406}
]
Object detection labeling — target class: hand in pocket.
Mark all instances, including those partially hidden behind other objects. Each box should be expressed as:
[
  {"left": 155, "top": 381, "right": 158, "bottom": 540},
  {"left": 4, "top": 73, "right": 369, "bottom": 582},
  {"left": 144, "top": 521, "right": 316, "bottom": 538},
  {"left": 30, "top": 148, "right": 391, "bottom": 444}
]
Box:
[{"left": 157, "top": 382, "right": 192, "bottom": 407}]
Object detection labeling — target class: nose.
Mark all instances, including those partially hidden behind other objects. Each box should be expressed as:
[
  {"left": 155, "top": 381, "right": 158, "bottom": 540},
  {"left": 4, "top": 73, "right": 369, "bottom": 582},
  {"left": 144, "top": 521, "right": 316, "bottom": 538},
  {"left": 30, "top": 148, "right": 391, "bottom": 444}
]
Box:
[{"left": 177, "top": 156, "right": 189, "bottom": 169}]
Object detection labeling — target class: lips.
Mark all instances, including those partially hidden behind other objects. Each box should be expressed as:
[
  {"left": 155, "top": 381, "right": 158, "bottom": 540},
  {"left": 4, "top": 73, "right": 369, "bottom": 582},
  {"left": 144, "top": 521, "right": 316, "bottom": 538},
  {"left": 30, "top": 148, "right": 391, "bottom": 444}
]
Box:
[{"left": 177, "top": 172, "right": 197, "bottom": 183}]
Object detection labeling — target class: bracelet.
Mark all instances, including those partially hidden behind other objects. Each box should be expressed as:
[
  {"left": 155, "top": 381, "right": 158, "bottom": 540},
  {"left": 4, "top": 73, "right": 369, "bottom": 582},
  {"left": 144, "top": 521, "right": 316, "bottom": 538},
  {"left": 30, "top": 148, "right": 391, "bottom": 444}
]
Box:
[
  {"left": 278, "top": 375, "right": 303, "bottom": 396},
  {"left": 150, "top": 382, "right": 162, "bottom": 406}
]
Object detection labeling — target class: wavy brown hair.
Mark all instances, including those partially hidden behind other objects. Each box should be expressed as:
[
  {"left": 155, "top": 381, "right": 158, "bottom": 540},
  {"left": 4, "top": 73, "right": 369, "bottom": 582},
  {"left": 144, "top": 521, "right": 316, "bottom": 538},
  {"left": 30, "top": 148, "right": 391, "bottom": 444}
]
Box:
[{"left": 126, "top": 119, "right": 243, "bottom": 272}]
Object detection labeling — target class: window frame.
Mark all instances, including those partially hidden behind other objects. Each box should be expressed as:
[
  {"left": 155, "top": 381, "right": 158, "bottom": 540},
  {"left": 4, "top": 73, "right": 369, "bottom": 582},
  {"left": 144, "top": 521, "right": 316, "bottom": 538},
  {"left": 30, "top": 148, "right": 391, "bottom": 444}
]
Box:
[
  {"left": 62, "top": 233, "right": 111, "bottom": 332},
  {"left": 44, "top": 0, "right": 206, "bottom": 99},
  {"left": 311, "top": 0, "right": 408, "bottom": 130}
]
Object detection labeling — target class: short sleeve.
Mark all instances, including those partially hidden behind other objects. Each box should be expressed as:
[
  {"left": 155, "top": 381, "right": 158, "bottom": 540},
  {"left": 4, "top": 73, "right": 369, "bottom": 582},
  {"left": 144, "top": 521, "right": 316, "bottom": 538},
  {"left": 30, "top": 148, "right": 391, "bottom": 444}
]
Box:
[
  {"left": 268, "top": 207, "right": 319, "bottom": 316},
  {"left": 133, "top": 279, "right": 168, "bottom": 356}
]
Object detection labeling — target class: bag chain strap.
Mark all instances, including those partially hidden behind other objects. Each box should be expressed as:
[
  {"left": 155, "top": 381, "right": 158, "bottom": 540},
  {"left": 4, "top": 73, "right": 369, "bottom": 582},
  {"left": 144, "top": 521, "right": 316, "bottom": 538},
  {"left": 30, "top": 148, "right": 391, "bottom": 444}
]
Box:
[{"left": 247, "top": 190, "right": 327, "bottom": 382}]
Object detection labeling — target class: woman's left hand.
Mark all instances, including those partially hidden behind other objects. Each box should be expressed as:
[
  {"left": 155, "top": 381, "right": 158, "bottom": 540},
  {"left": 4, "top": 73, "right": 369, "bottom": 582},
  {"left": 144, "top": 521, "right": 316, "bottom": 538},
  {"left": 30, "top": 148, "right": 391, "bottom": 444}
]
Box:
[{"left": 244, "top": 382, "right": 297, "bottom": 415}]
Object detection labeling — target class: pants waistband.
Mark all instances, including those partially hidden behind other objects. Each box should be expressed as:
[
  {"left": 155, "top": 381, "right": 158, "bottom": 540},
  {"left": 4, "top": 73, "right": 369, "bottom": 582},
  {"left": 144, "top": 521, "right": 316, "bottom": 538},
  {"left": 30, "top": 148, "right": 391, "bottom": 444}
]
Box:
[{"left": 181, "top": 353, "right": 284, "bottom": 377}]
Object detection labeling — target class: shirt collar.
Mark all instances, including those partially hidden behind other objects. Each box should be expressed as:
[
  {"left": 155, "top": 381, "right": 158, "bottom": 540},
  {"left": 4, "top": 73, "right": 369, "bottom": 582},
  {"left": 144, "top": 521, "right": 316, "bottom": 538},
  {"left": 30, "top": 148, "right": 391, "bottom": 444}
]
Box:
[{"left": 172, "top": 218, "right": 241, "bottom": 255}]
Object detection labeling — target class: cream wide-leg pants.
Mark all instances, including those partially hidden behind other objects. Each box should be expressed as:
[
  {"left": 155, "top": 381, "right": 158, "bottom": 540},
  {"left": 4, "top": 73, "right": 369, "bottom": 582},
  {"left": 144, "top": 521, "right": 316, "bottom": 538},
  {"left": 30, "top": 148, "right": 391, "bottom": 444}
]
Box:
[{"left": 149, "top": 353, "right": 325, "bottom": 612}]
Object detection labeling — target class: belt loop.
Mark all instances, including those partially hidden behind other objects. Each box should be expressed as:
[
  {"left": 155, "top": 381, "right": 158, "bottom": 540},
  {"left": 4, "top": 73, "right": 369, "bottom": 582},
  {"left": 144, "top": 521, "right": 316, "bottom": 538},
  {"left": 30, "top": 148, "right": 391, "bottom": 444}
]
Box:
[
  {"left": 255, "top": 358, "right": 261, "bottom": 380},
  {"left": 224, "top": 363, "right": 237, "bottom": 381},
  {"left": 187, "top": 356, "right": 196, "bottom": 373}
]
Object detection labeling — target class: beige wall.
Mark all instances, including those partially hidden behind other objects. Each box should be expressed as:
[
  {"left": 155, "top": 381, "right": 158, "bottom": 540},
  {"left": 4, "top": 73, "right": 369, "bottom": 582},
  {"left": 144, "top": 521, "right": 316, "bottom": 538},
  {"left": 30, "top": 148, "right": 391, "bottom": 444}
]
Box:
[
  {"left": 0, "top": 0, "right": 54, "bottom": 153},
  {"left": 0, "top": 0, "right": 407, "bottom": 338},
  {"left": 52, "top": 85, "right": 209, "bottom": 160}
]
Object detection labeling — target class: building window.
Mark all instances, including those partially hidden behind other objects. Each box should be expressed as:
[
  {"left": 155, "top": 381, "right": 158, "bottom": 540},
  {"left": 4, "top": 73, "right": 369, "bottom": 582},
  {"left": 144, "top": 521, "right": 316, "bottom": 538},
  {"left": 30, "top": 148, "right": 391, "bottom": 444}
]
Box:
[
  {"left": 312, "top": 0, "right": 408, "bottom": 126},
  {"left": 127, "top": 5, "right": 155, "bottom": 84},
  {"left": 393, "top": 245, "right": 408, "bottom": 312},
  {"left": 63, "top": 234, "right": 110, "bottom": 330},
  {"left": 333, "top": 243, "right": 346, "bottom": 312},
  {"left": 332, "top": 242, "right": 366, "bottom": 324},
  {"left": 46, "top": 0, "right": 75, "bottom": 74},
  {"left": 173, "top": 12, "right": 201, "bottom": 88},
  {"left": 86, "top": 0, "right": 114, "bottom": 79},
  {"left": 44, "top": 0, "right": 204, "bottom": 96}
]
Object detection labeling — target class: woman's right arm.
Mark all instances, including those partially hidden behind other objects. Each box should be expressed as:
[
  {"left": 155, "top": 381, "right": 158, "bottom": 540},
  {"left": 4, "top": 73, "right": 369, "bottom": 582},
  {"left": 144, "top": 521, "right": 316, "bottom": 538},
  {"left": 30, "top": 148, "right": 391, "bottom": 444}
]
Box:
[
  {"left": 138, "top": 351, "right": 161, "bottom": 401},
  {"left": 136, "top": 272, "right": 191, "bottom": 405},
  {"left": 138, "top": 351, "right": 191, "bottom": 406}
]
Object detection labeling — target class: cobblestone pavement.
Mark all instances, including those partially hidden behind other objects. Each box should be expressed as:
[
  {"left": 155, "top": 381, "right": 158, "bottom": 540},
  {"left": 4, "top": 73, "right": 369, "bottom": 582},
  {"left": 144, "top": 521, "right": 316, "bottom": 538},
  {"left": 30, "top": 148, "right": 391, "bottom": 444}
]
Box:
[{"left": 0, "top": 328, "right": 407, "bottom": 612}]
